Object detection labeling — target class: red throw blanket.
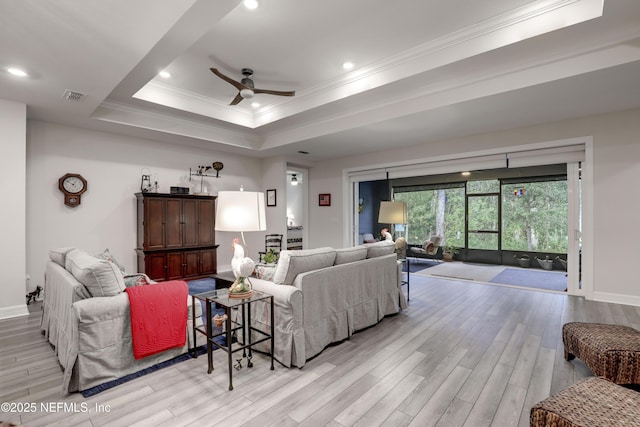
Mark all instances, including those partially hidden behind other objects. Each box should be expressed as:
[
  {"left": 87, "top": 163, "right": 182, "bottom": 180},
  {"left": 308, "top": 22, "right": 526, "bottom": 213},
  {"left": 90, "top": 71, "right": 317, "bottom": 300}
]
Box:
[{"left": 125, "top": 281, "right": 188, "bottom": 359}]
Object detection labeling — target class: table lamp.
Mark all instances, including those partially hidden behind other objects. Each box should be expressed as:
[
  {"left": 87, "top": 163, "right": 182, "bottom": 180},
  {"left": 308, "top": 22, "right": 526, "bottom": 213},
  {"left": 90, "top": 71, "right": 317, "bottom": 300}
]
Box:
[
  {"left": 378, "top": 201, "right": 407, "bottom": 239},
  {"left": 215, "top": 187, "right": 266, "bottom": 298}
]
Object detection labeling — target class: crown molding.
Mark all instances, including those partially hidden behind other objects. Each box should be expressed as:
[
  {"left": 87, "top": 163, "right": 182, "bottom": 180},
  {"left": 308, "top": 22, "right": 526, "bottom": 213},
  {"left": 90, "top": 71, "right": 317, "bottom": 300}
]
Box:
[
  {"left": 252, "top": 0, "right": 604, "bottom": 127},
  {"left": 133, "top": 80, "right": 255, "bottom": 128},
  {"left": 126, "top": 0, "right": 604, "bottom": 131},
  {"left": 93, "top": 100, "right": 261, "bottom": 149}
]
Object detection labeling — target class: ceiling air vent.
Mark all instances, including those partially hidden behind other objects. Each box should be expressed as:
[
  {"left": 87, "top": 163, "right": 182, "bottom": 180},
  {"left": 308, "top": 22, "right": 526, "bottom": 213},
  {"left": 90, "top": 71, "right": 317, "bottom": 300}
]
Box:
[{"left": 62, "top": 89, "right": 87, "bottom": 102}]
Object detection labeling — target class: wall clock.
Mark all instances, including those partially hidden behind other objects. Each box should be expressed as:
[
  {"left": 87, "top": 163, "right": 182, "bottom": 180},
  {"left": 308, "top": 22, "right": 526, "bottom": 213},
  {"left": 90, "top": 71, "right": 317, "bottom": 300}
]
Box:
[{"left": 58, "top": 173, "right": 87, "bottom": 207}]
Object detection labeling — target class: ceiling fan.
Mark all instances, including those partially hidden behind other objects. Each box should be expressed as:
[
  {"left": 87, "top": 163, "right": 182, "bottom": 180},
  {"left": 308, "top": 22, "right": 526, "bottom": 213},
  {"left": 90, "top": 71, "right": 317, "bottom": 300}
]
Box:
[{"left": 210, "top": 68, "right": 295, "bottom": 106}]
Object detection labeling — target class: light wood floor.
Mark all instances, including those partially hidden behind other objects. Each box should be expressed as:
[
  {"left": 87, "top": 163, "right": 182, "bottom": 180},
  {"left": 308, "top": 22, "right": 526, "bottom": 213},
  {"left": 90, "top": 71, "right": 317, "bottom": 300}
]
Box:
[{"left": 3, "top": 275, "right": 640, "bottom": 427}]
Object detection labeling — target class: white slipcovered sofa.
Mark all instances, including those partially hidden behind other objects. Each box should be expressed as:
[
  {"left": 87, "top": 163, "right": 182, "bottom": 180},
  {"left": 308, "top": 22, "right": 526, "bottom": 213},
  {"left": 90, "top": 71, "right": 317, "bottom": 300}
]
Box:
[
  {"left": 41, "top": 248, "right": 201, "bottom": 395},
  {"left": 246, "top": 240, "right": 407, "bottom": 367}
]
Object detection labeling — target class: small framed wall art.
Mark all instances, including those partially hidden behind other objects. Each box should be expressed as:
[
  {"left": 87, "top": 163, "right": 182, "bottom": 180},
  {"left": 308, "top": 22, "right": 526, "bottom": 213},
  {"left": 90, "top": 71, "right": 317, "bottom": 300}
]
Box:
[
  {"left": 266, "top": 189, "right": 277, "bottom": 207},
  {"left": 319, "top": 193, "right": 331, "bottom": 206}
]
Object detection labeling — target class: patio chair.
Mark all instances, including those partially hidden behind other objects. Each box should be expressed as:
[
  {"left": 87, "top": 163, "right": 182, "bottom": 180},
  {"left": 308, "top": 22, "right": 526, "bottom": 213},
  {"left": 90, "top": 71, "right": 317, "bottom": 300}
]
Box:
[{"left": 409, "top": 235, "right": 442, "bottom": 259}]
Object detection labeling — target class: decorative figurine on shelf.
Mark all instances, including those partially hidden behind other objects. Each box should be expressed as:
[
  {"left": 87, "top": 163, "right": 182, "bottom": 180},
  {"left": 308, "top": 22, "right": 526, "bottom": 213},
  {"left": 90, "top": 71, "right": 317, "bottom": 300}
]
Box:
[
  {"left": 194, "top": 165, "right": 211, "bottom": 195},
  {"left": 212, "top": 161, "right": 224, "bottom": 177},
  {"left": 229, "top": 238, "right": 255, "bottom": 298},
  {"left": 140, "top": 168, "right": 152, "bottom": 193},
  {"left": 189, "top": 162, "right": 224, "bottom": 195}
]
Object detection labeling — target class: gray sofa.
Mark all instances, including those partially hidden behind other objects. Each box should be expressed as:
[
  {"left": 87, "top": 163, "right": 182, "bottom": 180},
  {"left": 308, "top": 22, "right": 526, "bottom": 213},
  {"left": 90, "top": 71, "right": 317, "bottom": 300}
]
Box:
[
  {"left": 245, "top": 241, "right": 407, "bottom": 367},
  {"left": 41, "top": 248, "right": 201, "bottom": 395}
]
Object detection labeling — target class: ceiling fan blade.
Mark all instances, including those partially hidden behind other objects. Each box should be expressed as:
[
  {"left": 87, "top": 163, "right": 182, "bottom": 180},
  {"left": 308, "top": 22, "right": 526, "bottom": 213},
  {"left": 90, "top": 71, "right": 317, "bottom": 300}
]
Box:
[
  {"left": 253, "top": 88, "right": 296, "bottom": 97},
  {"left": 210, "top": 68, "right": 245, "bottom": 91},
  {"left": 229, "top": 93, "right": 244, "bottom": 105}
]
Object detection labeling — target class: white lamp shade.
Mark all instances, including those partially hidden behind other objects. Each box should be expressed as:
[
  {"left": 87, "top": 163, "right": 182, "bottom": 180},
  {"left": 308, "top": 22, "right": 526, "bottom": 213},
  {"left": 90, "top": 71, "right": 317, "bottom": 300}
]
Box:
[
  {"left": 215, "top": 190, "right": 266, "bottom": 232},
  {"left": 378, "top": 201, "right": 407, "bottom": 224}
]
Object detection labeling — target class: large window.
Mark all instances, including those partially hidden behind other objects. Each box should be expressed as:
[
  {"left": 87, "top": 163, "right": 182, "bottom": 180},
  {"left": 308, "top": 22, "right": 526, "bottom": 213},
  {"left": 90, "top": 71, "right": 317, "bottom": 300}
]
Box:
[
  {"left": 395, "top": 186, "right": 465, "bottom": 247},
  {"left": 393, "top": 173, "right": 568, "bottom": 254},
  {"left": 501, "top": 179, "right": 567, "bottom": 253}
]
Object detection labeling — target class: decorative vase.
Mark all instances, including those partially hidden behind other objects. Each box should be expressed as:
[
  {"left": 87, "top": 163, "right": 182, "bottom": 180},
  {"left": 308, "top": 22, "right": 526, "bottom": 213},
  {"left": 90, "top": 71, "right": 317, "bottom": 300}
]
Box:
[
  {"left": 535, "top": 256, "right": 554, "bottom": 270},
  {"left": 514, "top": 254, "right": 531, "bottom": 268}
]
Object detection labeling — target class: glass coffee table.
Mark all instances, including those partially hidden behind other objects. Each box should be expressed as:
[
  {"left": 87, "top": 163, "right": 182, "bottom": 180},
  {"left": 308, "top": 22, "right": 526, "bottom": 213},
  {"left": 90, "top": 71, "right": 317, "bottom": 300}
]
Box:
[{"left": 191, "top": 288, "right": 274, "bottom": 390}]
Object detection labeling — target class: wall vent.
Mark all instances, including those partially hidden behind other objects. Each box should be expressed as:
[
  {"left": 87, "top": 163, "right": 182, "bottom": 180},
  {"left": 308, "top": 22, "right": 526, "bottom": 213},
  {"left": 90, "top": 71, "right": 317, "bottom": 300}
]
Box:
[{"left": 62, "top": 89, "right": 87, "bottom": 102}]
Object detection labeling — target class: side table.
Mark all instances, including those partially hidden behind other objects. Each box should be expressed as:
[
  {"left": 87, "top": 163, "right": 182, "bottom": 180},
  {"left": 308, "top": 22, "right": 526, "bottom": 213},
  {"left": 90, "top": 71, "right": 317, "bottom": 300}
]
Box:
[
  {"left": 191, "top": 288, "right": 274, "bottom": 390},
  {"left": 399, "top": 258, "right": 410, "bottom": 301}
]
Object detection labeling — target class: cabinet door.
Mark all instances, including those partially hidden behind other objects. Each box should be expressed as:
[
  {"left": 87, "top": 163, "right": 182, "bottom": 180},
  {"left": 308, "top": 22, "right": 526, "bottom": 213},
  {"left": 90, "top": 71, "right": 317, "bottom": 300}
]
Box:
[
  {"left": 184, "top": 250, "right": 200, "bottom": 278},
  {"left": 165, "top": 199, "right": 183, "bottom": 248},
  {"left": 145, "top": 253, "right": 167, "bottom": 281},
  {"left": 166, "top": 251, "right": 184, "bottom": 280},
  {"left": 182, "top": 199, "right": 198, "bottom": 247},
  {"left": 198, "top": 199, "right": 215, "bottom": 245},
  {"left": 144, "top": 198, "right": 166, "bottom": 250},
  {"left": 199, "top": 248, "right": 217, "bottom": 275}
]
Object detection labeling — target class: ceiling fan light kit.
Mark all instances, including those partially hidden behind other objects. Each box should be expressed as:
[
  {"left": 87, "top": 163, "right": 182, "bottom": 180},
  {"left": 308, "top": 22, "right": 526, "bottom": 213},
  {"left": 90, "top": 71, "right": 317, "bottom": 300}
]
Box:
[
  {"left": 240, "top": 88, "right": 254, "bottom": 99},
  {"left": 210, "top": 67, "right": 295, "bottom": 105}
]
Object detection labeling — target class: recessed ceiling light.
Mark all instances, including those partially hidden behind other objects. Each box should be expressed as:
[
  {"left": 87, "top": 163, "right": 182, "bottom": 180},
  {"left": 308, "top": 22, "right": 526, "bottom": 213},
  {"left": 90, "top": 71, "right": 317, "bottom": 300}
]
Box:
[
  {"left": 244, "top": 0, "right": 258, "bottom": 9},
  {"left": 461, "top": 171, "right": 471, "bottom": 176},
  {"left": 8, "top": 67, "right": 27, "bottom": 77},
  {"left": 158, "top": 70, "right": 171, "bottom": 79},
  {"left": 342, "top": 62, "right": 354, "bottom": 70},
  {"left": 251, "top": 102, "right": 261, "bottom": 108}
]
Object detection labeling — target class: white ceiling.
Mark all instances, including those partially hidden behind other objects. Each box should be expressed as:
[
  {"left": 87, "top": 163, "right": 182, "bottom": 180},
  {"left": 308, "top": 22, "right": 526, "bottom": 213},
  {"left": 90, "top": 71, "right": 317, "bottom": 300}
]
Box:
[{"left": 2, "top": 0, "right": 640, "bottom": 161}]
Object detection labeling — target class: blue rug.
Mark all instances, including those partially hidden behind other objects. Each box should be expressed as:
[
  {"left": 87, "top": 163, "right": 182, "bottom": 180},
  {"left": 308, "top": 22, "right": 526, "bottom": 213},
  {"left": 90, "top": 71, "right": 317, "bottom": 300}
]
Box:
[
  {"left": 80, "top": 279, "right": 224, "bottom": 397},
  {"left": 81, "top": 346, "right": 207, "bottom": 397},
  {"left": 188, "top": 278, "right": 221, "bottom": 326},
  {"left": 405, "top": 258, "right": 440, "bottom": 273},
  {"left": 489, "top": 267, "right": 567, "bottom": 291},
  {"left": 187, "top": 277, "right": 217, "bottom": 294}
]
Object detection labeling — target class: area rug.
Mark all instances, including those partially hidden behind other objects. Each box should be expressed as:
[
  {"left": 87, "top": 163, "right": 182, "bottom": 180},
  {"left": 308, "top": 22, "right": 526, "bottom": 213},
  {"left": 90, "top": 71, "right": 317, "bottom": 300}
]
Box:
[
  {"left": 419, "top": 262, "right": 505, "bottom": 282},
  {"left": 405, "top": 259, "right": 440, "bottom": 273},
  {"left": 188, "top": 278, "right": 218, "bottom": 326},
  {"left": 81, "top": 279, "right": 221, "bottom": 397},
  {"left": 81, "top": 345, "right": 206, "bottom": 397},
  {"left": 489, "top": 267, "right": 567, "bottom": 291},
  {"left": 187, "top": 277, "right": 217, "bottom": 294}
]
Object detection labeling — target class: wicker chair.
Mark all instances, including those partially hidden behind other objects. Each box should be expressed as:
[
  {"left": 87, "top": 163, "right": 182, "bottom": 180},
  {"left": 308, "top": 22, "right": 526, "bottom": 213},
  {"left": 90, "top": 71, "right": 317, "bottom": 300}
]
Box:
[
  {"left": 563, "top": 322, "right": 640, "bottom": 384},
  {"left": 408, "top": 235, "right": 442, "bottom": 260},
  {"left": 531, "top": 377, "right": 640, "bottom": 426}
]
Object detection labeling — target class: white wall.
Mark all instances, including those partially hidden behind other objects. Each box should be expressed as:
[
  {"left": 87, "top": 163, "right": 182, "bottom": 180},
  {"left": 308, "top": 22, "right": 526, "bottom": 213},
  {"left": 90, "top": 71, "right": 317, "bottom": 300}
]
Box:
[
  {"left": 10, "top": 107, "right": 640, "bottom": 313},
  {"left": 261, "top": 157, "right": 287, "bottom": 236},
  {"left": 308, "top": 108, "right": 640, "bottom": 306},
  {"left": 26, "top": 121, "right": 265, "bottom": 287},
  {"left": 0, "top": 100, "right": 29, "bottom": 319}
]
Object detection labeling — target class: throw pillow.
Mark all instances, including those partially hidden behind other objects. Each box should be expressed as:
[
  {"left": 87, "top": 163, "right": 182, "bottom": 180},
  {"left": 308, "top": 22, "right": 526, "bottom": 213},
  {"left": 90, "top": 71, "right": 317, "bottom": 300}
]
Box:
[
  {"left": 364, "top": 240, "right": 396, "bottom": 258},
  {"left": 49, "top": 247, "right": 74, "bottom": 267},
  {"left": 273, "top": 247, "right": 337, "bottom": 285},
  {"left": 334, "top": 247, "right": 368, "bottom": 265},
  {"left": 255, "top": 264, "right": 277, "bottom": 281},
  {"left": 96, "top": 248, "right": 125, "bottom": 273},
  {"left": 123, "top": 273, "right": 155, "bottom": 287},
  {"left": 65, "top": 249, "right": 126, "bottom": 297}
]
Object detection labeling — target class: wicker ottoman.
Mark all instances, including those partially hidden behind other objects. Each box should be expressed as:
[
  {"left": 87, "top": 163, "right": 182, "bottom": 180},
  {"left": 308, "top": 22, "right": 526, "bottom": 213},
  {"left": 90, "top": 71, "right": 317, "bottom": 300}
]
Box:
[
  {"left": 563, "top": 322, "right": 640, "bottom": 384},
  {"left": 530, "top": 377, "right": 640, "bottom": 426}
]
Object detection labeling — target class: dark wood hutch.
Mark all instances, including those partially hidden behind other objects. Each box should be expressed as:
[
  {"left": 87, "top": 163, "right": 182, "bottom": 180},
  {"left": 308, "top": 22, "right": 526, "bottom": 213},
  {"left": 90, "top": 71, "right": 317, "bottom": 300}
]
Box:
[{"left": 136, "top": 192, "right": 218, "bottom": 281}]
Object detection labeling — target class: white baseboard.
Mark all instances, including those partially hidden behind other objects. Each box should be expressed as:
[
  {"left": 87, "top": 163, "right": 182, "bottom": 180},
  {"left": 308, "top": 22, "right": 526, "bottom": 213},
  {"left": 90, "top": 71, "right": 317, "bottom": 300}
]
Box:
[
  {"left": 0, "top": 304, "right": 30, "bottom": 320},
  {"left": 592, "top": 291, "right": 640, "bottom": 308}
]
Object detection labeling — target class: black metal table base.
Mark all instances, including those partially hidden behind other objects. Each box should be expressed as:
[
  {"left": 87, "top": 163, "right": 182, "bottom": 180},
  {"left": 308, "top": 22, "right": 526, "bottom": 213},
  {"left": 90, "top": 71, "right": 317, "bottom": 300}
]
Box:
[{"left": 191, "top": 289, "right": 274, "bottom": 391}]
